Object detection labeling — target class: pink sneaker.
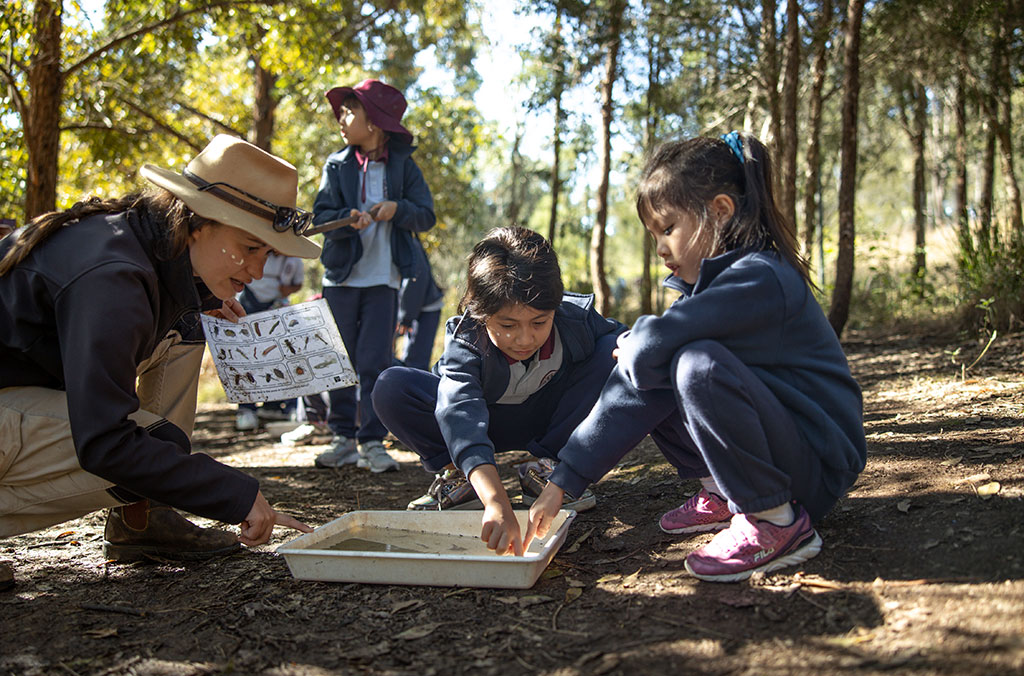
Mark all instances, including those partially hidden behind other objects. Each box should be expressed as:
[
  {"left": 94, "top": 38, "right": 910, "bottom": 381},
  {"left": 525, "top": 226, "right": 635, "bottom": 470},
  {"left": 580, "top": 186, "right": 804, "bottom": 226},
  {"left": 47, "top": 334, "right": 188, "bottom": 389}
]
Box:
[
  {"left": 684, "top": 505, "right": 822, "bottom": 582},
  {"left": 659, "top": 489, "right": 732, "bottom": 534}
]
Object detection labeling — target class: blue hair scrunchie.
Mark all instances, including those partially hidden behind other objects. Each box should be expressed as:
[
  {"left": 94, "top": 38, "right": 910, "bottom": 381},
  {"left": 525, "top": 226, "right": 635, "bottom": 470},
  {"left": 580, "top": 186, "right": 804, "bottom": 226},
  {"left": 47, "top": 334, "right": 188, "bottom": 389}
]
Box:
[{"left": 720, "top": 131, "right": 745, "bottom": 164}]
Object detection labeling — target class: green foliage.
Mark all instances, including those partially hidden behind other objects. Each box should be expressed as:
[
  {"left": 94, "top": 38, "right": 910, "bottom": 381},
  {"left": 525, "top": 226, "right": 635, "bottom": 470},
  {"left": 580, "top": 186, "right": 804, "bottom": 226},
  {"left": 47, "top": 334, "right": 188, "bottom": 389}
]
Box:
[{"left": 957, "top": 234, "right": 1024, "bottom": 333}]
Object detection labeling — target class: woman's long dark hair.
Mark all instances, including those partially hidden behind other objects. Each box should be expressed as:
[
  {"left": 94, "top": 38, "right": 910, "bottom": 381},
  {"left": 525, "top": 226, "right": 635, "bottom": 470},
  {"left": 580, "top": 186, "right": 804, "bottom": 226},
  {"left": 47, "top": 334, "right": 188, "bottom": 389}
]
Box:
[
  {"left": 0, "top": 189, "right": 197, "bottom": 277},
  {"left": 636, "top": 134, "right": 810, "bottom": 285},
  {"left": 460, "top": 226, "right": 563, "bottom": 322}
]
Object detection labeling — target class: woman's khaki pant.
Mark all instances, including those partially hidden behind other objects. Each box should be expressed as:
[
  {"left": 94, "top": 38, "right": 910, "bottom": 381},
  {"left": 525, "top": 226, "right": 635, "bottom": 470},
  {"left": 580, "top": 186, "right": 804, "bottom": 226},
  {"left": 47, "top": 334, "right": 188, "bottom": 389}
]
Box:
[{"left": 0, "top": 332, "right": 204, "bottom": 537}]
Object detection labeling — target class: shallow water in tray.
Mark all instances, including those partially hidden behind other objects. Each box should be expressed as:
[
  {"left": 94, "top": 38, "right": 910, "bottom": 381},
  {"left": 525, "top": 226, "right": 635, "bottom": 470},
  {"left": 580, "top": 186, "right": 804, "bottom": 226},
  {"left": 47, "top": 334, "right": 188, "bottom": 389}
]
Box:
[{"left": 318, "top": 526, "right": 541, "bottom": 556}]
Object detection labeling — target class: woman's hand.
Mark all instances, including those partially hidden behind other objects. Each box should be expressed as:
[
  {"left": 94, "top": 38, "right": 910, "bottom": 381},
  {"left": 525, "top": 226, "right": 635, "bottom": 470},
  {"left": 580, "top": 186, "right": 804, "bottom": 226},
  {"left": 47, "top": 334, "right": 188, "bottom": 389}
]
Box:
[
  {"left": 523, "top": 481, "right": 565, "bottom": 549},
  {"left": 238, "top": 490, "right": 313, "bottom": 547},
  {"left": 205, "top": 297, "right": 246, "bottom": 322},
  {"left": 468, "top": 464, "right": 524, "bottom": 556}
]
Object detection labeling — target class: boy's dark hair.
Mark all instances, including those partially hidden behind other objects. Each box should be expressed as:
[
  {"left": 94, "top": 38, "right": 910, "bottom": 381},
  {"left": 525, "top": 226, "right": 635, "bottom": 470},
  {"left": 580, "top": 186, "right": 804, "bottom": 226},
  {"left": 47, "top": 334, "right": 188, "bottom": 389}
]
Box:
[
  {"left": 460, "top": 226, "right": 563, "bottom": 321},
  {"left": 636, "top": 134, "right": 809, "bottom": 285}
]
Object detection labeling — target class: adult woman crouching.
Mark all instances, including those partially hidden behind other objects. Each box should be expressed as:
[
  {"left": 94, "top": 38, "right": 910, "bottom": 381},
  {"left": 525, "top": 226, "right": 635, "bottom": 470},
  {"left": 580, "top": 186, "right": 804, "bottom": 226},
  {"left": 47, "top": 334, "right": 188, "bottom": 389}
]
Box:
[{"left": 0, "top": 135, "right": 321, "bottom": 590}]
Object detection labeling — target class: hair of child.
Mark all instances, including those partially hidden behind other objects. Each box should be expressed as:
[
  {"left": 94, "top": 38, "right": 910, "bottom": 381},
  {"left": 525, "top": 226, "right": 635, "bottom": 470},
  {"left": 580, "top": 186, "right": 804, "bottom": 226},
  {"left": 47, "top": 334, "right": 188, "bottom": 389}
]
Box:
[
  {"left": 635, "top": 134, "right": 810, "bottom": 285},
  {"left": 459, "top": 226, "right": 564, "bottom": 321}
]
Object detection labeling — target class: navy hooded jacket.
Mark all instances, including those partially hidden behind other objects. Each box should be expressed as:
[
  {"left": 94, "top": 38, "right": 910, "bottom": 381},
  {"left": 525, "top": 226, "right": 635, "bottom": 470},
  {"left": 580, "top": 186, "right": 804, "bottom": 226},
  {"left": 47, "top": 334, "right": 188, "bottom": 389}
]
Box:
[{"left": 313, "top": 141, "right": 435, "bottom": 284}]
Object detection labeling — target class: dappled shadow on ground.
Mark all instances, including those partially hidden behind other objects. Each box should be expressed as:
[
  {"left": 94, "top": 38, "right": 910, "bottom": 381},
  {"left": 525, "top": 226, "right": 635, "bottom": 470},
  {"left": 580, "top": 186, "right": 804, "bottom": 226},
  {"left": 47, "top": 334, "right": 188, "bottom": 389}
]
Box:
[{"left": 2, "top": 332, "right": 1023, "bottom": 675}]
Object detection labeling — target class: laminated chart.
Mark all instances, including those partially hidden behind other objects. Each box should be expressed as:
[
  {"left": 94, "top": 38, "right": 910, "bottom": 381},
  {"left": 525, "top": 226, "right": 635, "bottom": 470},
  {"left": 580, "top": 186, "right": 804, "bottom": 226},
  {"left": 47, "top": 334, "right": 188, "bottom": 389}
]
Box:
[{"left": 201, "top": 298, "right": 357, "bottom": 403}]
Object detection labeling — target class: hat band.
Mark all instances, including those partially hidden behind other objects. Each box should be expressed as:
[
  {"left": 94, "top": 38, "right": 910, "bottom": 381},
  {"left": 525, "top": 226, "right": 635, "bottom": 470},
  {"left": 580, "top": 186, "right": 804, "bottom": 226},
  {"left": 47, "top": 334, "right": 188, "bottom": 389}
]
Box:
[{"left": 183, "top": 169, "right": 276, "bottom": 222}]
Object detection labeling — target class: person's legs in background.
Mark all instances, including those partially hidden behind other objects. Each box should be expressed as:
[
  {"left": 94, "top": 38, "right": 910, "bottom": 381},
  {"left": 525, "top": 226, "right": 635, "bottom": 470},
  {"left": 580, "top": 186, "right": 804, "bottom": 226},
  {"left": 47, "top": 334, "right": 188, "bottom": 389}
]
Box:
[{"left": 400, "top": 309, "right": 441, "bottom": 371}]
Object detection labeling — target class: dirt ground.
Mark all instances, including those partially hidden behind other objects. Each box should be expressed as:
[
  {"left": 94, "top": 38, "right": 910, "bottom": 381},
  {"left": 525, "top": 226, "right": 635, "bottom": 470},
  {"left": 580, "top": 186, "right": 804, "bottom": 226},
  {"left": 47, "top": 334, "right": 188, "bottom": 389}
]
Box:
[{"left": 2, "top": 329, "right": 1023, "bottom": 676}]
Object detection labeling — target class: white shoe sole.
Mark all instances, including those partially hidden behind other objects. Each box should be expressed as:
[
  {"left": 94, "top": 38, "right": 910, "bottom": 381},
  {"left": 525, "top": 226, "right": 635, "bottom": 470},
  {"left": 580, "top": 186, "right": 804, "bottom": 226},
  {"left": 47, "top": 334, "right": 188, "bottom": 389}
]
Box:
[
  {"left": 660, "top": 520, "right": 731, "bottom": 535},
  {"left": 356, "top": 457, "right": 400, "bottom": 473},
  {"left": 684, "top": 530, "right": 823, "bottom": 582}
]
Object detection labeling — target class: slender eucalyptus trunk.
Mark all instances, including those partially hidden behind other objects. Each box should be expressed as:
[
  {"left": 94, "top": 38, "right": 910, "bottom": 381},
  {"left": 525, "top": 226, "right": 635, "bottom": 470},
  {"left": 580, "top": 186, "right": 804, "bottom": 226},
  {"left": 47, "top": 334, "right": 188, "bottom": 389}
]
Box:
[
  {"left": 590, "top": 0, "right": 625, "bottom": 316},
  {"left": 827, "top": 0, "right": 865, "bottom": 337},
  {"left": 25, "top": 0, "right": 63, "bottom": 220},
  {"left": 779, "top": 0, "right": 800, "bottom": 231},
  {"left": 252, "top": 55, "right": 278, "bottom": 153},
  {"left": 802, "top": 0, "right": 831, "bottom": 260},
  {"left": 910, "top": 81, "right": 927, "bottom": 295}
]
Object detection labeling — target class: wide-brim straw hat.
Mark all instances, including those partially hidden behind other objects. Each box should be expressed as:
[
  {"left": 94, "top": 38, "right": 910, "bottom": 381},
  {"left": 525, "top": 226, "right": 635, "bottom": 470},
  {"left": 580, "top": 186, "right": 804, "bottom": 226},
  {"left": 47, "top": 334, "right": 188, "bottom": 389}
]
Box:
[{"left": 139, "top": 135, "right": 321, "bottom": 259}]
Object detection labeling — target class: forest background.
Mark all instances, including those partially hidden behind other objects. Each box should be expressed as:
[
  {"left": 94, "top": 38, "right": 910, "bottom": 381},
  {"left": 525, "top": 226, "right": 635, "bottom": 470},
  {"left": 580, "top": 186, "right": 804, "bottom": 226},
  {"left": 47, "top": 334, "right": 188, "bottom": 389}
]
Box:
[{"left": 2, "top": 0, "right": 1022, "bottom": 369}]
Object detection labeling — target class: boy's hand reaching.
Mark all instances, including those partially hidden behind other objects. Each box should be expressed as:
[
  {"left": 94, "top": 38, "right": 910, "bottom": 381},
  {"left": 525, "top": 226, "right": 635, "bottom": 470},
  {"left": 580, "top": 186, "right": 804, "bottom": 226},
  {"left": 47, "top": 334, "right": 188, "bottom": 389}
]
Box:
[
  {"left": 480, "top": 499, "right": 524, "bottom": 556},
  {"left": 468, "top": 464, "right": 524, "bottom": 556},
  {"left": 523, "top": 481, "right": 565, "bottom": 549}
]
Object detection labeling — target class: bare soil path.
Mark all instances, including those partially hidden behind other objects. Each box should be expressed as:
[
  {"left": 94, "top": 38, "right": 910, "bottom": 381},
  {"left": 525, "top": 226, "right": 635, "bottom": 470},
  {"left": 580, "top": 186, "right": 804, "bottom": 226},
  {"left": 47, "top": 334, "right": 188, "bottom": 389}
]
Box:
[{"left": 2, "top": 330, "right": 1022, "bottom": 675}]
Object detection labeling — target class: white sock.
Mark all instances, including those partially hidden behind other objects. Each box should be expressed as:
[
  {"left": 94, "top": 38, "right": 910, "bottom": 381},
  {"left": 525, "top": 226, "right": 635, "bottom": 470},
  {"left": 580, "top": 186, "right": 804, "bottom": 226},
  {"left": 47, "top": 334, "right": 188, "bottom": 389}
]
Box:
[
  {"left": 699, "top": 476, "right": 724, "bottom": 499},
  {"left": 751, "top": 502, "right": 795, "bottom": 526}
]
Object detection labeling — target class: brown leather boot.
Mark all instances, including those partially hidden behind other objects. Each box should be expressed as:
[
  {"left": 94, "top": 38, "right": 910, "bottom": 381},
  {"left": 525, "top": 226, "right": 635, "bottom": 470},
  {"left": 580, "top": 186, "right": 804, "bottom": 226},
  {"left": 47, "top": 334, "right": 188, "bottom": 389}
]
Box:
[
  {"left": 103, "top": 500, "right": 240, "bottom": 562},
  {"left": 0, "top": 561, "right": 13, "bottom": 591}
]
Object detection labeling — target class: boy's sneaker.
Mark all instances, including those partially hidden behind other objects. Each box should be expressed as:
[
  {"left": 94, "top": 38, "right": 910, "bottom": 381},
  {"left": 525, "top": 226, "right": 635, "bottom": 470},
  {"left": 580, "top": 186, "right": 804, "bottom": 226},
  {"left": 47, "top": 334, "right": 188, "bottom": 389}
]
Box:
[
  {"left": 684, "top": 505, "right": 822, "bottom": 583},
  {"left": 659, "top": 488, "right": 732, "bottom": 534},
  {"left": 356, "top": 440, "right": 400, "bottom": 473},
  {"left": 518, "top": 458, "right": 597, "bottom": 513},
  {"left": 407, "top": 468, "right": 483, "bottom": 510},
  {"left": 235, "top": 408, "right": 259, "bottom": 431},
  {"left": 314, "top": 436, "right": 359, "bottom": 468}
]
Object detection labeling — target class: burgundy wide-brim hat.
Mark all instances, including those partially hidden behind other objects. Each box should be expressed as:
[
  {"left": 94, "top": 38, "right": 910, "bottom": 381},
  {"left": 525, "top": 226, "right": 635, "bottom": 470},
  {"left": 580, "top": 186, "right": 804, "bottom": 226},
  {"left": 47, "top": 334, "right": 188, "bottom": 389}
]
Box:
[{"left": 326, "top": 79, "right": 414, "bottom": 145}]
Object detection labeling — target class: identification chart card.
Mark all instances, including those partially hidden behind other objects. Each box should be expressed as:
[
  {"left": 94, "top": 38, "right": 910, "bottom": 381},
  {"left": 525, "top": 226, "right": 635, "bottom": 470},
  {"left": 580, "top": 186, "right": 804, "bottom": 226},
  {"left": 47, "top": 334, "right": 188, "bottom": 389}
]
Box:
[{"left": 201, "top": 298, "right": 357, "bottom": 403}]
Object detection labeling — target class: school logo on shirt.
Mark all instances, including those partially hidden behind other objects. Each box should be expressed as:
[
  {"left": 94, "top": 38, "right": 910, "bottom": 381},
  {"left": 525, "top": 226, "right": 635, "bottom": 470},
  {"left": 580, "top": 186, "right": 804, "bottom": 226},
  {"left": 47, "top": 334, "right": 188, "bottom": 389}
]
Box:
[{"left": 539, "top": 369, "right": 557, "bottom": 388}]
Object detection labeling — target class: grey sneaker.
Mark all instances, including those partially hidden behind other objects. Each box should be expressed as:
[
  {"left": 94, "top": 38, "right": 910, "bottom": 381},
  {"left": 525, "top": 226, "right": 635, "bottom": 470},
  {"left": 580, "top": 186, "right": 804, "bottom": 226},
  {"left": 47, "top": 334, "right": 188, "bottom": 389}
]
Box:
[
  {"left": 356, "top": 440, "right": 400, "bottom": 473},
  {"left": 407, "top": 468, "right": 483, "bottom": 510},
  {"left": 519, "top": 457, "right": 597, "bottom": 512},
  {"left": 314, "top": 436, "right": 359, "bottom": 468}
]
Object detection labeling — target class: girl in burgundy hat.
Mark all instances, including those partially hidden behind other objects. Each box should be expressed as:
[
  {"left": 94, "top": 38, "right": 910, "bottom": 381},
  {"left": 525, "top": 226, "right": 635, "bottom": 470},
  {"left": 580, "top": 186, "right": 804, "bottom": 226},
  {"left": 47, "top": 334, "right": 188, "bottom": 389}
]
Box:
[{"left": 312, "top": 79, "right": 436, "bottom": 473}]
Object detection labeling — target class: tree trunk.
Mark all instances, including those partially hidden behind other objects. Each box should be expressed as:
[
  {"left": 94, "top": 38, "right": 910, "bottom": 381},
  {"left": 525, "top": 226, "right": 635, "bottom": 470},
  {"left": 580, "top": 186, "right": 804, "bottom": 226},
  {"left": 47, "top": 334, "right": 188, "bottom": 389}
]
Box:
[
  {"left": 954, "top": 66, "right": 971, "bottom": 267},
  {"left": 802, "top": 0, "right": 831, "bottom": 259},
  {"left": 251, "top": 52, "right": 279, "bottom": 153},
  {"left": 979, "top": 119, "right": 996, "bottom": 252},
  {"left": 548, "top": 91, "right": 563, "bottom": 247},
  {"left": 910, "top": 80, "right": 927, "bottom": 295},
  {"left": 827, "top": 0, "right": 864, "bottom": 337},
  {"left": 640, "top": 6, "right": 662, "bottom": 316},
  {"left": 760, "top": 0, "right": 781, "bottom": 149},
  {"left": 508, "top": 124, "right": 523, "bottom": 225},
  {"left": 590, "top": 0, "right": 625, "bottom": 316},
  {"left": 779, "top": 0, "right": 800, "bottom": 231},
  {"left": 995, "top": 47, "right": 1023, "bottom": 239},
  {"left": 25, "top": 0, "right": 64, "bottom": 220}
]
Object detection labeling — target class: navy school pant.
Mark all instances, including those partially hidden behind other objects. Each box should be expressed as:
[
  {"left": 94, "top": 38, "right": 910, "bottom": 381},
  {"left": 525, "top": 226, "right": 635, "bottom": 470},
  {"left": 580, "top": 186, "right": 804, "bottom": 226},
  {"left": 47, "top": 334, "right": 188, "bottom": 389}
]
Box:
[
  {"left": 322, "top": 285, "right": 397, "bottom": 442},
  {"left": 559, "top": 339, "right": 836, "bottom": 521},
  {"left": 400, "top": 309, "right": 442, "bottom": 371},
  {"left": 373, "top": 333, "right": 619, "bottom": 472}
]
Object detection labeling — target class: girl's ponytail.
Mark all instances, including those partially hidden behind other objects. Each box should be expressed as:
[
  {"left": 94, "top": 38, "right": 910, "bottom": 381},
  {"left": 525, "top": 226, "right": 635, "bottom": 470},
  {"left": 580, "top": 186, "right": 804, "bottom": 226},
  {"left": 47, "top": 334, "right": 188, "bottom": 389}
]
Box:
[{"left": 734, "top": 135, "right": 809, "bottom": 285}]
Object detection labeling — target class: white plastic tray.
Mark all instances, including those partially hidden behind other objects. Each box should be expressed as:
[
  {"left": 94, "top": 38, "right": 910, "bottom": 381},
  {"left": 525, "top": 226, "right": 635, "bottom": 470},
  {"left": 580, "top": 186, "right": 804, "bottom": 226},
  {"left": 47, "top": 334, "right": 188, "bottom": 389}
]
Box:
[{"left": 277, "top": 509, "right": 576, "bottom": 589}]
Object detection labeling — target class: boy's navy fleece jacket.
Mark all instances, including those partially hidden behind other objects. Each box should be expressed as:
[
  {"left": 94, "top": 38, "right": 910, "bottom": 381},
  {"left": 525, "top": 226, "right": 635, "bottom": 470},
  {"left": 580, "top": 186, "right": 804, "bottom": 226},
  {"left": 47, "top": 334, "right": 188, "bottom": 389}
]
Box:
[
  {"left": 435, "top": 293, "right": 626, "bottom": 479},
  {"left": 0, "top": 211, "right": 258, "bottom": 523},
  {"left": 313, "top": 141, "right": 435, "bottom": 285},
  {"left": 550, "top": 249, "right": 867, "bottom": 504}
]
